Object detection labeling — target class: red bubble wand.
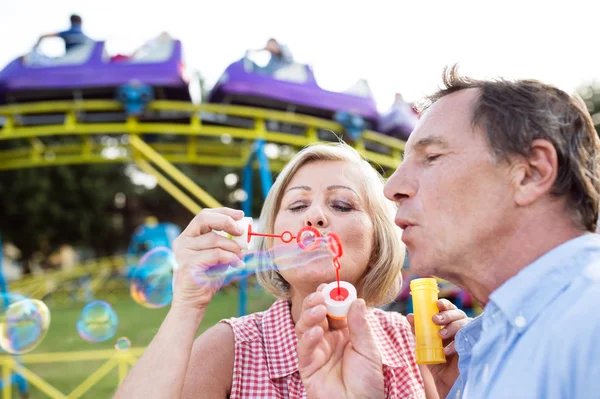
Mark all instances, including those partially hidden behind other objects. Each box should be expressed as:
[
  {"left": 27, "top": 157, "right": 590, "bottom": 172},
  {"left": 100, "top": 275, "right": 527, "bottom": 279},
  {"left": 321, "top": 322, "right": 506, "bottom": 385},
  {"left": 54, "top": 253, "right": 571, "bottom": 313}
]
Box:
[{"left": 247, "top": 225, "right": 344, "bottom": 299}]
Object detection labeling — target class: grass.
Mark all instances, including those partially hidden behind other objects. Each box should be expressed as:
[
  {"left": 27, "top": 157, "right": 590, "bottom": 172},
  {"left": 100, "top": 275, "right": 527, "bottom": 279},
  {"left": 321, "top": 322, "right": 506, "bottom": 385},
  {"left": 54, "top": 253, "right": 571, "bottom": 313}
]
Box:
[{"left": 4, "top": 283, "right": 276, "bottom": 399}]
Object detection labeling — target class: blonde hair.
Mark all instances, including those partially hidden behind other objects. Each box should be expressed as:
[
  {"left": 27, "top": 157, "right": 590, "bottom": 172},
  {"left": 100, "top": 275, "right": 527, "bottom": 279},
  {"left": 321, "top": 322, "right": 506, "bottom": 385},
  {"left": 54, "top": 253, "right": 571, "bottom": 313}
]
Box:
[{"left": 254, "top": 142, "right": 405, "bottom": 307}]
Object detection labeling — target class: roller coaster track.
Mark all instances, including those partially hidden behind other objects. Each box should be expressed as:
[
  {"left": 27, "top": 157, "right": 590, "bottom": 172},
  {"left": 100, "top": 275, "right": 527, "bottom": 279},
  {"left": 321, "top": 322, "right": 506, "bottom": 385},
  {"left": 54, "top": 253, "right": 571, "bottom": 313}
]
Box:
[{"left": 0, "top": 100, "right": 405, "bottom": 213}]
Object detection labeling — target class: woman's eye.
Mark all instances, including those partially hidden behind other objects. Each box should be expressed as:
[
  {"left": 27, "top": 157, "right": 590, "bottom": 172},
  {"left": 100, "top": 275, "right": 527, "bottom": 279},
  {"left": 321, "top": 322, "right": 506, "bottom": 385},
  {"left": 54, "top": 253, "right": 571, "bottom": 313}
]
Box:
[
  {"left": 332, "top": 202, "right": 353, "bottom": 212},
  {"left": 289, "top": 204, "right": 307, "bottom": 212}
]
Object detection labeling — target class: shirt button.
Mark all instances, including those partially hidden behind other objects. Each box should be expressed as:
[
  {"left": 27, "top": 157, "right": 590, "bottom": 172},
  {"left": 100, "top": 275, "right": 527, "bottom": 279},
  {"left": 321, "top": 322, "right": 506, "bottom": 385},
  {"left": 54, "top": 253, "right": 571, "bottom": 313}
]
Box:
[{"left": 515, "top": 315, "right": 527, "bottom": 328}]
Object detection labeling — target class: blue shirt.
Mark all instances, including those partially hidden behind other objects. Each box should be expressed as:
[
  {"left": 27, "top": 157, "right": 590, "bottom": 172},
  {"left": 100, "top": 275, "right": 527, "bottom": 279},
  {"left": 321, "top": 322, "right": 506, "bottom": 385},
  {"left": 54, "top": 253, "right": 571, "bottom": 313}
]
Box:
[
  {"left": 265, "top": 44, "right": 294, "bottom": 73},
  {"left": 448, "top": 233, "right": 600, "bottom": 399},
  {"left": 58, "top": 24, "right": 90, "bottom": 51}
]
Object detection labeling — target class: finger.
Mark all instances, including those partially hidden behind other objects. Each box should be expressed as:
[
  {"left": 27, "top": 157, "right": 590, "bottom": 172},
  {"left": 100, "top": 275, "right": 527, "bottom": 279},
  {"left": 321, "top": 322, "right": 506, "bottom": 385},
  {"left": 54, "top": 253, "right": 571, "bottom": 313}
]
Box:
[
  {"left": 406, "top": 313, "right": 415, "bottom": 335},
  {"left": 433, "top": 309, "right": 467, "bottom": 326},
  {"left": 202, "top": 207, "right": 246, "bottom": 219},
  {"left": 183, "top": 209, "right": 245, "bottom": 237},
  {"left": 296, "top": 303, "right": 328, "bottom": 337},
  {"left": 190, "top": 248, "right": 245, "bottom": 270},
  {"left": 297, "top": 326, "right": 325, "bottom": 375},
  {"left": 301, "top": 291, "right": 326, "bottom": 314},
  {"left": 317, "top": 283, "right": 327, "bottom": 292},
  {"left": 347, "top": 299, "right": 381, "bottom": 364},
  {"left": 443, "top": 340, "right": 456, "bottom": 356},
  {"left": 436, "top": 298, "right": 458, "bottom": 312},
  {"left": 439, "top": 317, "right": 471, "bottom": 340},
  {"left": 180, "top": 233, "right": 244, "bottom": 259}
]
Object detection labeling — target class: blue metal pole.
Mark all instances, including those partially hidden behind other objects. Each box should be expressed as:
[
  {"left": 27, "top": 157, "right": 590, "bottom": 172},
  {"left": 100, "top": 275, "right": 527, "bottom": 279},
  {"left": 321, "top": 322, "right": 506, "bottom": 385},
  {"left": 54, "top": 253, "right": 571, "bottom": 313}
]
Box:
[
  {"left": 238, "top": 151, "right": 256, "bottom": 317},
  {"left": 255, "top": 139, "right": 273, "bottom": 198},
  {"left": 0, "top": 234, "right": 29, "bottom": 395},
  {"left": 0, "top": 233, "right": 7, "bottom": 296}
]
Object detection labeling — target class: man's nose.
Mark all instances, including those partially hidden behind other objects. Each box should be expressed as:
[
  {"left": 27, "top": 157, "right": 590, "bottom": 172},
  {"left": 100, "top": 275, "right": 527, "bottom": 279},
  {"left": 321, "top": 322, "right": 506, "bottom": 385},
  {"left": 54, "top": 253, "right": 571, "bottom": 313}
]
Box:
[{"left": 384, "top": 164, "right": 415, "bottom": 204}]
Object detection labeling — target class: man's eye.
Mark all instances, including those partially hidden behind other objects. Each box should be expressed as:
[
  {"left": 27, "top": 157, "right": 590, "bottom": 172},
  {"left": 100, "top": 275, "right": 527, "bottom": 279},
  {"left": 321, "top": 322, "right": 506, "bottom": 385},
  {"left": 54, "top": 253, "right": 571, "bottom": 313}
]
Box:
[{"left": 425, "top": 154, "right": 441, "bottom": 163}]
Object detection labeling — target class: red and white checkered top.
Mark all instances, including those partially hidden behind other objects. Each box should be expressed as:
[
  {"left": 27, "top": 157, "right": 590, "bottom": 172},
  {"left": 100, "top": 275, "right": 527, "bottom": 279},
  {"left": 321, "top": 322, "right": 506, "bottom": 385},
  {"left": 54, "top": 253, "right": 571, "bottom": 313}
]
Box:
[{"left": 220, "top": 299, "right": 426, "bottom": 398}]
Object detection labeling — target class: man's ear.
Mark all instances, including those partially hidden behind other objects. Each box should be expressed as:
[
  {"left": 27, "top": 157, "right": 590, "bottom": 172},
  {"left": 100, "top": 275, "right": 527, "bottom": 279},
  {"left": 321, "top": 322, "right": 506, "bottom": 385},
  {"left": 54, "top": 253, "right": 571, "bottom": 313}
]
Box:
[{"left": 512, "top": 139, "right": 559, "bottom": 207}]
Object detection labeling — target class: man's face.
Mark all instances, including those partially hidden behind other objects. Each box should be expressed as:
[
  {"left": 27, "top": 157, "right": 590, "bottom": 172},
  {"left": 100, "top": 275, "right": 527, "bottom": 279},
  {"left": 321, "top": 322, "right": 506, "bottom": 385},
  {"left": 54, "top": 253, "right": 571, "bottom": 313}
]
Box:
[{"left": 384, "top": 89, "right": 515, "bottom": 279}]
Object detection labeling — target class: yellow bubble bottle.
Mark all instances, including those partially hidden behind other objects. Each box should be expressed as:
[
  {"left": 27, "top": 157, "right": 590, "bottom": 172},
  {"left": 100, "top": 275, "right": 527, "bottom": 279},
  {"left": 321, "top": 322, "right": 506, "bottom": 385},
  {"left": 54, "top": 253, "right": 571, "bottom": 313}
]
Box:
[{"left": 410, "top": 278, "right": 446, "bottom": 364}]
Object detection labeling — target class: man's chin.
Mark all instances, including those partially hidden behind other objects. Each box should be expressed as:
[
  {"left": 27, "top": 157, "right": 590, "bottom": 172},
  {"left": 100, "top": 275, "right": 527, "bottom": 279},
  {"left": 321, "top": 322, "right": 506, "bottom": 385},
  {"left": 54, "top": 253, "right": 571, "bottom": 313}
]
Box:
[{"left": 406, "top": 255, "right": 437, "bottom": 277}]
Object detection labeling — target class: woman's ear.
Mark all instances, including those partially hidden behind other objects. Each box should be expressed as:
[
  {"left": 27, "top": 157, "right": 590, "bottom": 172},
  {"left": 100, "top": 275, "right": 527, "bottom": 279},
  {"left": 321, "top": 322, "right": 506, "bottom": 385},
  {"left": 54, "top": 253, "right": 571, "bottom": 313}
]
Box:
[{"left": 512, "top": 139, "right": 559, "bottom": 207}]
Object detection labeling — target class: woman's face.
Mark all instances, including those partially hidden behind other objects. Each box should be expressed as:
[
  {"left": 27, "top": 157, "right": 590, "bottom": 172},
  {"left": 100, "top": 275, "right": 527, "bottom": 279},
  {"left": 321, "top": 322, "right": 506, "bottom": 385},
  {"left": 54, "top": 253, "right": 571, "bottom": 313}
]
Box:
[{"left": 273, "top": 160, "right": 375, "bottom": 294}]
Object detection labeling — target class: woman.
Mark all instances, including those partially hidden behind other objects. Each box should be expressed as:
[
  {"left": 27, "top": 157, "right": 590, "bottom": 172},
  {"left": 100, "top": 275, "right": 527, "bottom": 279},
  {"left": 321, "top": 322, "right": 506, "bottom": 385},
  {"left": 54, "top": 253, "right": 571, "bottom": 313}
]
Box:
[{"left": 114, "top": 142, "right": 468, "bottom": 398}]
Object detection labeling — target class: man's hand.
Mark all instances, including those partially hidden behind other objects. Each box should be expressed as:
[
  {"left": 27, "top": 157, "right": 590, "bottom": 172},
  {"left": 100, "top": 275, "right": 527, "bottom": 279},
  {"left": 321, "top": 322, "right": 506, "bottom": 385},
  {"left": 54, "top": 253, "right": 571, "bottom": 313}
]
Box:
[
  {"left": 296, "top": 288, "right": 384, "bottom": 399},
  {"left": 407, "top": 299, "right": 471, "bottom": 398}
]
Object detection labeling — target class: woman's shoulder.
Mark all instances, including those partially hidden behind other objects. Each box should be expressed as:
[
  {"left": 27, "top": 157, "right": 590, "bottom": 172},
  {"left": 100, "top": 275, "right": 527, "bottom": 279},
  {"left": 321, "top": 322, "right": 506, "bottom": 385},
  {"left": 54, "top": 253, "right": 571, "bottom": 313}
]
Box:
[
  {"left": 370, "top": 307, "right": 413, "bottom": 333},
  {"left": 219, "top": 299, "right": 288, "bottom": 343},
  {"left": 368, "top": 308, "right": 416, "bottom": 355}
]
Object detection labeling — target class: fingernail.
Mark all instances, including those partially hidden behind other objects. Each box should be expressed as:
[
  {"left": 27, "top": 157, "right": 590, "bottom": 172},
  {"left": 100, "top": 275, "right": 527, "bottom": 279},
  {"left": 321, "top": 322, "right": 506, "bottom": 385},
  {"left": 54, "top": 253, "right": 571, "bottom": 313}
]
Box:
[
  {"left": 436, "top": 314, "right": 445, "bottom": 322},
  {"left": 310, "top": 306, "right": 319, "bottom": 315},
  {"left": 358, "top": 299, "right": 367, "bottom": 313},
  {"left": 440, "top": 328, "right": 448, "bottom": 337},
  {"left": 306, "top": 293, "right": 315, "bottom": 302},
  {"left": 443, "top": 345, "right": 452, "bottom": 355}
]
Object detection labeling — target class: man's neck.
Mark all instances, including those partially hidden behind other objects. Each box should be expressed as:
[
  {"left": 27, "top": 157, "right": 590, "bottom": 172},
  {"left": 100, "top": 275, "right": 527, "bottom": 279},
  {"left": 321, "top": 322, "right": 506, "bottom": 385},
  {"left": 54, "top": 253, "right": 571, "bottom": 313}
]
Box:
[{"left": 452, "top": 212, "right": 587, "bottom": 306}]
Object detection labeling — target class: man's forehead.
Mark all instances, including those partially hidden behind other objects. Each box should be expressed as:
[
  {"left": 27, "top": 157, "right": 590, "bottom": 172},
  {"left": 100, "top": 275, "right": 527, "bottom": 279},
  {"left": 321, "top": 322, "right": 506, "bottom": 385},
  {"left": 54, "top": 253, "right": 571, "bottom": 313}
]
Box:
[{"left": 406, "top": 89, "right": 479, "bottom": 153}]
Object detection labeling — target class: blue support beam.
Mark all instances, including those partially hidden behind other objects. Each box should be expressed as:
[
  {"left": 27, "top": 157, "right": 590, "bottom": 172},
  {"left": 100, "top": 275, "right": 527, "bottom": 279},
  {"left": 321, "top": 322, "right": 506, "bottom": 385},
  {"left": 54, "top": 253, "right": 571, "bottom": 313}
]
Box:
[
  {"left": 0, "top": 233, "right": 29, "bottom": 395},
  {"left": 238, "top": 139, "right": 274, "bottom": 317}
]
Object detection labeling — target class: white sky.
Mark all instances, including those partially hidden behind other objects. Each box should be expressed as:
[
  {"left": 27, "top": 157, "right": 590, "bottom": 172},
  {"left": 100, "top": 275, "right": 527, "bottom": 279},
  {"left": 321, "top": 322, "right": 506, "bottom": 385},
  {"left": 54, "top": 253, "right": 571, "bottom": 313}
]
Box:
[{"left": 1, "top": 0, "right": 599, "bottom": 111}]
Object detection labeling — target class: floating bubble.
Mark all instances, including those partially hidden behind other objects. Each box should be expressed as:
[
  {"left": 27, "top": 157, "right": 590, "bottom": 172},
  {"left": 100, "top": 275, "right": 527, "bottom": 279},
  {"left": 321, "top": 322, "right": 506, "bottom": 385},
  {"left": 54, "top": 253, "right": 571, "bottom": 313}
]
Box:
[
  {"left": 195, "top": 237, "right": 334, "bottom": 288},
  {"left": 77, "top": 301, "right": 118, "bottom": 342},
  {"left": 115, "top": 337, "right": 131, "bottom": 351},
  {"left": 0, "top": 294, "right": 51, "bottom": 355},
  {"left": 130, "top": 247, "right": 176, "bottom": 308}
]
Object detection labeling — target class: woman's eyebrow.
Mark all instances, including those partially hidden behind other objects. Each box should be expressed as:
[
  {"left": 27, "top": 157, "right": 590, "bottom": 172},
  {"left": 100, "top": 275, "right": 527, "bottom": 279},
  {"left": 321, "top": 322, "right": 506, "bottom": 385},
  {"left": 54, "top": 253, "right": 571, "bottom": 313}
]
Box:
[
  {"left": 285, "top": 185, "right": 311, "bottom": 194},
  {"left": 327, "top": 185, "right": 359, "bottom": 196}
]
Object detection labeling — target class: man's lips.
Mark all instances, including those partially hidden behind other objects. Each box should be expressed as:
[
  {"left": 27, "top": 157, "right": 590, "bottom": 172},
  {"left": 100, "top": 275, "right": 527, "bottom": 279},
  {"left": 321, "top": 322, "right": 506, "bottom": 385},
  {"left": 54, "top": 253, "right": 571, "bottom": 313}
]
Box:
[{"left": 394, "top": 217, "right": 416, "bottom": 230}]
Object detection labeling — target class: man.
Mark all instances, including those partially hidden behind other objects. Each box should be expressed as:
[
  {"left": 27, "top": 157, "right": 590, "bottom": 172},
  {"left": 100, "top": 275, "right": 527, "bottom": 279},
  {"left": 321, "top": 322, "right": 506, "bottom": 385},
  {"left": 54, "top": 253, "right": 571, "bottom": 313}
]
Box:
[
  {"left": 295, "top": 66, "right": 600, "bottom": 398},
  {"left": 245, "top": 38, "right": 294, "bottom": 75},
  {"left": 35, "top": 14, "right": 91, "bottom": 53}
]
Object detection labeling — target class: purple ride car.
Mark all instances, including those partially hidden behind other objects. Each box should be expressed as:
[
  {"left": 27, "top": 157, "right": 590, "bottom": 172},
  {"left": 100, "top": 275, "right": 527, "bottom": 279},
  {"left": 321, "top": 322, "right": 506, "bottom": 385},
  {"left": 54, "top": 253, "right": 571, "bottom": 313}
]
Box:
[
  {"left": 207, "top": 57, "right": 380, "bottom": 130},
  {"left": 0, "top": 33, "right": 192, "bottom": 104}
]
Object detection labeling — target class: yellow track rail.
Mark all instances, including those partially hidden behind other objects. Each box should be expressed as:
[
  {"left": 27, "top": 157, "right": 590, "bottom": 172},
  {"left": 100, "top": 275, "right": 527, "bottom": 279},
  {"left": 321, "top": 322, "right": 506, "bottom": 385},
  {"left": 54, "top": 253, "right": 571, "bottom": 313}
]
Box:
[{"left": 0, "top": 100, "right": 405, "bottom": 173}]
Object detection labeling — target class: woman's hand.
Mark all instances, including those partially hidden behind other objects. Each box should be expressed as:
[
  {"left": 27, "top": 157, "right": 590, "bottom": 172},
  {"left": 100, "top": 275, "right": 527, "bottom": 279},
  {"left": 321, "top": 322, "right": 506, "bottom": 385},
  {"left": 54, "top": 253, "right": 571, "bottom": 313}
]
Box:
[
  {"left": 295, "top": 287, "right": 385, "bottom": 399},
  {"left": 171, "top": 207, "right": 246, "bottom": 311}
]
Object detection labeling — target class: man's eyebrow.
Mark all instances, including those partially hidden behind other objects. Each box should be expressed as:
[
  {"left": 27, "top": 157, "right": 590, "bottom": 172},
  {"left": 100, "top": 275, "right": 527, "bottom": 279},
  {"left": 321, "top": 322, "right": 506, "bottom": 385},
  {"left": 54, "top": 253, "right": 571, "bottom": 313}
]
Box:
[{"left": 407, "top": 136, "right": 449, "bottom": 154}]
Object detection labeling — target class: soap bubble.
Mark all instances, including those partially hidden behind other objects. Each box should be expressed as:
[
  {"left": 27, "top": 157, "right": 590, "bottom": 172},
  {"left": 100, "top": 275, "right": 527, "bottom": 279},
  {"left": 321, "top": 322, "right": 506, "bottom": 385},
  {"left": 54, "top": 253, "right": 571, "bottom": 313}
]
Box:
[
  {"left": 76, "top": 301, "right": 118, "bottom": 342},
  {"left": 0, "top": 294, "right": 51, "bottom": 355},
  {"left": 130, "top": 247, "right": 177, "bottom": 309},
  {"left": 114, "top": 337, "right": 131, "bottom": 351}
]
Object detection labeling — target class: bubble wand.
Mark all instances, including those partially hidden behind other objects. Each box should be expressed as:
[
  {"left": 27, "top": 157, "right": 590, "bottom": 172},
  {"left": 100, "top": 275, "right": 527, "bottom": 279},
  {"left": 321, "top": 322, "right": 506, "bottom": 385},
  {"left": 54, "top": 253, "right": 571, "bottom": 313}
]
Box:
[{"left": 217, "top": 217, "right": 357, "bottom": 319}]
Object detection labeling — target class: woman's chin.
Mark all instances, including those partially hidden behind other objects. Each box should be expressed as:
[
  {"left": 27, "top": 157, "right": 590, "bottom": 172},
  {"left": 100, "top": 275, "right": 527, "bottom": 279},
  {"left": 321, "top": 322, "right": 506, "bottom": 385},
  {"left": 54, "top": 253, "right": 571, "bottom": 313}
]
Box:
[{"left": 280, "top": 265, "right": 336, "bottom": 289}]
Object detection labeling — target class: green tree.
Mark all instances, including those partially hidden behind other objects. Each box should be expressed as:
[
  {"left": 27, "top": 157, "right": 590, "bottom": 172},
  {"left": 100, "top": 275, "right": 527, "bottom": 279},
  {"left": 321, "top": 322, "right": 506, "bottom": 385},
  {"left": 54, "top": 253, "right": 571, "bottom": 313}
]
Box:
[{"left": 0, "top": 164, "right": 143, "bottom": 273}]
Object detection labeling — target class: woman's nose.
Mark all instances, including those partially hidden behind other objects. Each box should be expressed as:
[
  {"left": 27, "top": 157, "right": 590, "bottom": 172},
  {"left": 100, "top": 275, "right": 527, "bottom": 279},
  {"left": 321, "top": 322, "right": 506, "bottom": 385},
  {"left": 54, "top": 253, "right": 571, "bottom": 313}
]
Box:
[{"left": 305, "top": 208, "right": 328, "bottom": 228}]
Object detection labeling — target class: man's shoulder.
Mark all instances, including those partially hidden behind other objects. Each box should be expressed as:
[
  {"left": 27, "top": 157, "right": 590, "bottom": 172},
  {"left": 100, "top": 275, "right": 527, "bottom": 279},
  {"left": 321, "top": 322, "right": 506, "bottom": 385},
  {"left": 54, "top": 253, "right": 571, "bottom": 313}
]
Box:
[{"left": 543, "top": 267, "right": 600, "bottom": 343}]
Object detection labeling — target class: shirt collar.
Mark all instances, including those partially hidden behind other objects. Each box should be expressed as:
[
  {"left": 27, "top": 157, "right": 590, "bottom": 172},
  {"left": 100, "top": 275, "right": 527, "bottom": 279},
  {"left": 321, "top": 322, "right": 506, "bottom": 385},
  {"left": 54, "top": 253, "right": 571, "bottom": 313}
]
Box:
[
  {"left": 489, "top": 233, "right": 600, "bottom": 332},
  {"left": 263, "top": 299, "right": 299, "bottom": 379}
]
